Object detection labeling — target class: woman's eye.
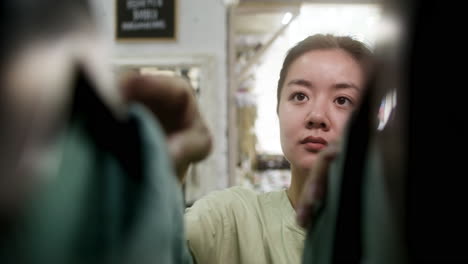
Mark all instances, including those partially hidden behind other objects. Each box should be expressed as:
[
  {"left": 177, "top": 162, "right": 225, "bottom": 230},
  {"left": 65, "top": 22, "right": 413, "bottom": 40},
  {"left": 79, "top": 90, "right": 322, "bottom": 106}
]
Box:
[
  {"left": 334, "top": 96, "right": 353, "bottom": 107},
  {"left": 292, "top": 93, "right": 308, "bottom": 102}
]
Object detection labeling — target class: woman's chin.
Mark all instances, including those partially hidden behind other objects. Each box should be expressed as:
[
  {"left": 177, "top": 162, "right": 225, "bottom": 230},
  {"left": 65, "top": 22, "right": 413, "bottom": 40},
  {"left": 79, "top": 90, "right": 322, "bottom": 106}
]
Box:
[{"left": 292, "top": 156, "right": 318, "bottom": 171}]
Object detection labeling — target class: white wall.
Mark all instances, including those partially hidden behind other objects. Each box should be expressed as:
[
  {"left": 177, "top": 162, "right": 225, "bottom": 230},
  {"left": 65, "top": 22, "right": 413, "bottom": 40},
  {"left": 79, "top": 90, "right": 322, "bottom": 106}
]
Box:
[{"left": 92, "top": 0, "right": 229, "bottom": 200}]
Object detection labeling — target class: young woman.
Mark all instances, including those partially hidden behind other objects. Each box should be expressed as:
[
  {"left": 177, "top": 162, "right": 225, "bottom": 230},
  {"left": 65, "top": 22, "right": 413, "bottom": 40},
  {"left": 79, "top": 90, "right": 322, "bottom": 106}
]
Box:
[{"left": 185, "top": 34, "right": 373, "bottom": 264}]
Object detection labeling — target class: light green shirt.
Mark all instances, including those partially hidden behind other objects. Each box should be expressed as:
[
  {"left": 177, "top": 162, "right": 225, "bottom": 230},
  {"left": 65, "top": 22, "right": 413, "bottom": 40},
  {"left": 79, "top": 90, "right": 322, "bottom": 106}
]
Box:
[{"left": 185, "top": 186, "right": 305, "bottom": 264}]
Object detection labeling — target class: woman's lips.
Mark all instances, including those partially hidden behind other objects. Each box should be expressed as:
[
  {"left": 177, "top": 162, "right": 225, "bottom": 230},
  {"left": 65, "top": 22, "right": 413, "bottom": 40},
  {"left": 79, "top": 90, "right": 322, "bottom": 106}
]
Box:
[
  {"left": 300, "top": 136, "right": 328, "bottom": 152},
  {"left": 303, "top": 142, "right": 327, "bottom": 152}
]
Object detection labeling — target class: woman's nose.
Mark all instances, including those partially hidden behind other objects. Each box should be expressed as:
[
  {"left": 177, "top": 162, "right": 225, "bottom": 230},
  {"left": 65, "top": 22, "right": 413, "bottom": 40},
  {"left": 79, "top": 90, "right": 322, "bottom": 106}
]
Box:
[{"left": 305, "top": 104, "right": 330, "bottom": 130}]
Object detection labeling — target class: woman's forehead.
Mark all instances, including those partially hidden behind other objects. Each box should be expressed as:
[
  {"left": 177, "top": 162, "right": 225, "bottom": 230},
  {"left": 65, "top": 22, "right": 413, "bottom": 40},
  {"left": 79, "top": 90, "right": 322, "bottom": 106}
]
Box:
[
  {"left": 284, "top": 50, "right": 364, "bottom": 86},
  {"left": 290, "top": 49, "right": 360, "bottom": 72}
]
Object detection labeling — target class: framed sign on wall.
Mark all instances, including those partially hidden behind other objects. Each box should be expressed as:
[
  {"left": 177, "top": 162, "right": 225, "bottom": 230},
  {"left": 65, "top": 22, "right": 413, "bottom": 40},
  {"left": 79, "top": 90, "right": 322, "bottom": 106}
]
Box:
[{"left": 115, "top": 0, "right": 177, "bottom": 41}]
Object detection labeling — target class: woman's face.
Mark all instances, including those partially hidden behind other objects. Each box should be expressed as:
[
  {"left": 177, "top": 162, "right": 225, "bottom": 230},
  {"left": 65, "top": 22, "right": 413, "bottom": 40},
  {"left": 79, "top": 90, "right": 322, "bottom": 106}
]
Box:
[{"left": 278, "top": 49, "right": 365, "bottom": 170}]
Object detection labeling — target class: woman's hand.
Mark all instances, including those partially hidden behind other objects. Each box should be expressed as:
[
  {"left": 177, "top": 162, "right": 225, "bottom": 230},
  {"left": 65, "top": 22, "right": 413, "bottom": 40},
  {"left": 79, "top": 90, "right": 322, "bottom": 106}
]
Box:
[
  {"left": 296, "top": 143, "right": 339, "bottom": 228},
  {"left": 121, "top": 74, "right": 212, "bottom": 183}
]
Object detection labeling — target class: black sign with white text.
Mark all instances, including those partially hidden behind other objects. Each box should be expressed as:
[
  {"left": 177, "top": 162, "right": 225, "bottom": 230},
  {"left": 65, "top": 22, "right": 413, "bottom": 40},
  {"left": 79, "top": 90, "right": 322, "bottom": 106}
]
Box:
[{"left": 116, "top": 0, "right": 176, "bottom": 40}]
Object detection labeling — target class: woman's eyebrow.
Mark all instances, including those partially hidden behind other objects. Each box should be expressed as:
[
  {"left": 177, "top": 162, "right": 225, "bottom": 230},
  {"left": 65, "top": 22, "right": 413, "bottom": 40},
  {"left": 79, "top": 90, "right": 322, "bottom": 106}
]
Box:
[
  {"left": 287, "top": 79, "right": 312, "bottom": 88},
  {"left": 334, "top": 82, "right": 361, "bottom": 91},
  {"left": 287, "top": 80, "right": 361, "bottom": 92}
]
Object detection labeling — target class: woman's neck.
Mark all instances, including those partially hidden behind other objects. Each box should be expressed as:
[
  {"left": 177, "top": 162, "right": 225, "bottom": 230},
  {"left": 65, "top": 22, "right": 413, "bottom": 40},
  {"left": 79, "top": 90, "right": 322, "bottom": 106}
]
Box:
[{"left": 286, "top": 167, "right": 310, "bottom": 211}]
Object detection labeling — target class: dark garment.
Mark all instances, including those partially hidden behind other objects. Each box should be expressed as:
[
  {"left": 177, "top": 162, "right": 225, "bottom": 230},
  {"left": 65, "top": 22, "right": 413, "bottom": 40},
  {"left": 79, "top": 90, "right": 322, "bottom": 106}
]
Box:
[
  {"left": 1, "top": 74, "right": 192, "bottom": 264},
  {"left": 303, "top": 0, "right": 468, "bottom": 263}
]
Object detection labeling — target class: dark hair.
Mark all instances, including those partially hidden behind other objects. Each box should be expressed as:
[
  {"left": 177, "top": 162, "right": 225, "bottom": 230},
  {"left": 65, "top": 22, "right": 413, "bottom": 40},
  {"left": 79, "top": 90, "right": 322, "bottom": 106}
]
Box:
[{"left": 276, "top": 34, "right": 373, "bottom": 111}]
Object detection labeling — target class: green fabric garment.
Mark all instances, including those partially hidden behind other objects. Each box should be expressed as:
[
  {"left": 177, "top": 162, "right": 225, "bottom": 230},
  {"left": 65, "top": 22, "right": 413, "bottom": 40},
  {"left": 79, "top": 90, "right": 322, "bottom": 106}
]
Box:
[
  {"left": 303, "top": 1, "right": 468, "bottom": 262},
  {"left": 1, "top": 80, "right": 192, "bottom": 264},
  {"left": 300, "top": 136, "right": 348, "bottom": 264},
  {"left": 302, "top": 140, "right": 406, "bottom": 264},
  {"left": 301, "top": 30, "right": 408, "bottom": 263}
]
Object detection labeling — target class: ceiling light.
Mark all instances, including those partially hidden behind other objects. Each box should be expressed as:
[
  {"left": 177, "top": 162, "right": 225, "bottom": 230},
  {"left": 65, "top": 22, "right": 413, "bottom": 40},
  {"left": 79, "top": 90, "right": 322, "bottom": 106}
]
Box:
[{"left": 282, "top": 12, "right": 292, "bottom": 25}]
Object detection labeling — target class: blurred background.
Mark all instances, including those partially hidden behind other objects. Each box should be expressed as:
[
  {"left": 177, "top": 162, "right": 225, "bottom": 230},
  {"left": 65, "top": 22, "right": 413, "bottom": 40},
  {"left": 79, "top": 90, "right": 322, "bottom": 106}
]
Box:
[{"left": 91, "top": 0, "right": 383, "bottom": 205}]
